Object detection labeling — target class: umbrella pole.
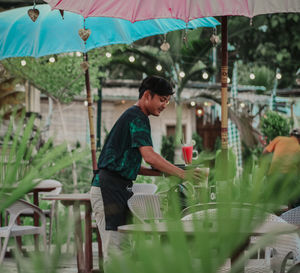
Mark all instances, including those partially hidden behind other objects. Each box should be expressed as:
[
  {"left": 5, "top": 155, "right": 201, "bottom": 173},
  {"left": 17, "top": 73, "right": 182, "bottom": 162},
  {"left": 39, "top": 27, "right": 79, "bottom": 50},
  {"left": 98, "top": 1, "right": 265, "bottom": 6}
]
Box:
[
  {"left": 84, "top": 52, "right": 98, "bottom": 172},
  {"left": 215, "top": 16, "right": 230, "bottom": 182},
  {"left": 221, "top": 16, "right": 228, "bottom": 150}
]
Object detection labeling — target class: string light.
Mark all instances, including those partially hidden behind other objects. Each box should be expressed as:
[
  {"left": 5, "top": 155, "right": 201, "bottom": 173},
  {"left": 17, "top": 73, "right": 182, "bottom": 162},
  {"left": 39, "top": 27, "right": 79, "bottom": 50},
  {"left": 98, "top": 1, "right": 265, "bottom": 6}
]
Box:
[
  {"left": 202, "top": 72, "right": 209, "bottom": 79},
  {"left": 179, "top": 71, "right": 185, "bottom": 78},
  {"left": 240, "top": 102, "right": 245, "bottom": 108},
  {"left": 105, "top": 52, "right": 112, "bottom": 58},
  {"left": 76, "top": 52, "right": 82, "bottom": 57},
  {"left": 129, "top": 56, "right": 135, "bottom": 62},
  {"left": 227, "top": 77, "right": 231, "bottom": 84},
  {"left": 249, "top": 73, "right": 255, "bottom": 80},
  {"left": 276, "top": 73, "right": 282, "bottom": 80},
  {"left": 49, "top": 57, "right": 55, "bottom": 63},
  {"left": 156, "top": 64, "right": 162, "bottom": 71},
  {"left": 21, "top": 60, "right": 26, "bottom": 66},
  {"left": 190, "top": 101, "right": 196, "bottom": 107},
  {"left": 83, "top": 101, "right": 88, "bottom": 106}
]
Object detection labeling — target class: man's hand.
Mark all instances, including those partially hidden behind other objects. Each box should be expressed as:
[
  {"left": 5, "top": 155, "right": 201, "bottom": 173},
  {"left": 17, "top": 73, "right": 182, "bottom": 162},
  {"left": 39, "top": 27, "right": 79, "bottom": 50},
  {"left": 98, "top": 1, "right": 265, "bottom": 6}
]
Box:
[{"left": 184, "top": 167, "right": 208, "bottom": 183}]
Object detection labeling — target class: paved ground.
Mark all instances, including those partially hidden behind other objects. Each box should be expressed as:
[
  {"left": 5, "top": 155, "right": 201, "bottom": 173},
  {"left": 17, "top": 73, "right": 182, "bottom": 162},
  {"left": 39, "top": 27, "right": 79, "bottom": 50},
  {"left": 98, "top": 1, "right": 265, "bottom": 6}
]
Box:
[{"left": 1, "top": 243, "right": 102, "bottom": 273}]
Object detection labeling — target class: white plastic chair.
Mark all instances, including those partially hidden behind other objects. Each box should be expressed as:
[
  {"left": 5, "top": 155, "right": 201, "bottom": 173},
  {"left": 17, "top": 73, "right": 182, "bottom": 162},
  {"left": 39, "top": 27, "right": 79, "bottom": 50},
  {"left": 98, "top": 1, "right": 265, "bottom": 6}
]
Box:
[
  {"left": 132, "top": 183, "right": 158, "bottom": 194},
  {"left": 21, "top": 179, "right": 62, "bottom": 244},
  {"left": 127, "top": 194, "right": 163, "bottom": 223},
  {"left": 0, "top": 199, "right": 47, "bottom": 264},
  {"left": 182, "top": 209, "right": 296, "bottom": 273},
  {"left": 281, "top": 207, "right": 300, "bottom": 227}
]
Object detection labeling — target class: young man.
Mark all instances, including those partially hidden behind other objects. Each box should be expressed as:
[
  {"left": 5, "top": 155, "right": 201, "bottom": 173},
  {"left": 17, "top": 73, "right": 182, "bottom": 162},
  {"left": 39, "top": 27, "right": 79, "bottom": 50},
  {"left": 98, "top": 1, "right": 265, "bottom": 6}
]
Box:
[{"left": 90, "top": 75, "right": 200, "bottom": 266}]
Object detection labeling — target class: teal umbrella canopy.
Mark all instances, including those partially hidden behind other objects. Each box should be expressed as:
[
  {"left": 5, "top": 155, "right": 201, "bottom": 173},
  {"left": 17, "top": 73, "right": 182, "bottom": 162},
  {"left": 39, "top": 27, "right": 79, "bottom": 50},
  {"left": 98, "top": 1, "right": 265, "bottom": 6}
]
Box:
[{"left": 0, "top": 4, "right": 220, "bottom": 60}]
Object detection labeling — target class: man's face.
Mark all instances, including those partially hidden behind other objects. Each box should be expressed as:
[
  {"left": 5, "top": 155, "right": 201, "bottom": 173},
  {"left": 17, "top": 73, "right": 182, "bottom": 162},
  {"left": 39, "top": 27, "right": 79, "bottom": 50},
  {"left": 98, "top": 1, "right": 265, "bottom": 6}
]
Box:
[{"left": 146, "top": 92, "right": 171, "bottom": 116}]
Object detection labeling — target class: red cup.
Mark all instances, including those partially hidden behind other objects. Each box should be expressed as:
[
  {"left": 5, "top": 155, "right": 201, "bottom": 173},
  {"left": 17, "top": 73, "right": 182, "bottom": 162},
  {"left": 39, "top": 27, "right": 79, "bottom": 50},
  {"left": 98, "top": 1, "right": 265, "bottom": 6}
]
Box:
[{"left": 182, "top": 146, "right": 193, "bottom": 164}]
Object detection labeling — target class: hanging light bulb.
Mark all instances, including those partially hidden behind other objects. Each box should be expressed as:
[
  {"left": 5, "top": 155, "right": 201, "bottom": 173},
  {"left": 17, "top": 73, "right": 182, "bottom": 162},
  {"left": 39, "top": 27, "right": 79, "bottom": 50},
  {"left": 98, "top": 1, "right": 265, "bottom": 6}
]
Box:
[
  {"left": 49, "top": 57, "right": 55, "bottom": 63},
  {"left": 240, "top": 102, "right": 245, "bottom": 108},
  {"left": 227, "top": 77, "right": 231, "bottom": 83},
  {"left": 21, "top": 60, "right": 26, "bottom": 66},
  {"left": 190, "top": 101, "right": 196, "bottom": 107},
  {"left": 179, "top": 71, "right": 185, "bottom": 78},
  {"left": 105, "top": 52, "right": 112, "bottom": 58},
  {"left": 129, "top": 56, "right": 135, "bottom": 62},
  {"left": 249, "top": 73, "right": 255, "bottom": 80},
  {"left": 156, "top": 64, "right": 162, "bottom": 71},
  {"left": 276, "top": 73, "right": 282, "bottom": 80},
  {"left": 202, "top": 72, "right": 209, "bottom": 79}
]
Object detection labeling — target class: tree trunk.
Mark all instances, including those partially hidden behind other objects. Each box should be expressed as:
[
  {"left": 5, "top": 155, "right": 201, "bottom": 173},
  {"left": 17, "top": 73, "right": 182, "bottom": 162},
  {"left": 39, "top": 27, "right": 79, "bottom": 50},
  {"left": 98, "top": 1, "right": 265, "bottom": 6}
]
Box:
[{"left": 56, "top": 100, "right": 78, "bottom": 192}]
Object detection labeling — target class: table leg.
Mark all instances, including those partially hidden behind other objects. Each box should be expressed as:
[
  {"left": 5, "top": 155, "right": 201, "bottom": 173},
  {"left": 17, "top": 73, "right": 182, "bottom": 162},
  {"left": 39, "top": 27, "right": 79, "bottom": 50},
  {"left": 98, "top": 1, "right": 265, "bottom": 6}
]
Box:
[
  {"left": 33, "top": 190, "right": 40, "bottom": 251},
  {"left": 84, "top": 203, "right": 93, "bottom": 273},
  {"left": 73, "top": 202, "right": 85, "bottom": 273}
]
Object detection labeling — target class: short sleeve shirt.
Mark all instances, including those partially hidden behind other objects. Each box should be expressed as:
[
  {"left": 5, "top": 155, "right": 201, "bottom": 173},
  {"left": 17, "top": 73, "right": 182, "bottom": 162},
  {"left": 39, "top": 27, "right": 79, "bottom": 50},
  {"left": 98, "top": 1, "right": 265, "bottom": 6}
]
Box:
[
  {"left": 97, "top": 105, "right": 152, "bottom": 181},
  {"left": 265, "top": 136, "right": 300, "bottom": 173}
]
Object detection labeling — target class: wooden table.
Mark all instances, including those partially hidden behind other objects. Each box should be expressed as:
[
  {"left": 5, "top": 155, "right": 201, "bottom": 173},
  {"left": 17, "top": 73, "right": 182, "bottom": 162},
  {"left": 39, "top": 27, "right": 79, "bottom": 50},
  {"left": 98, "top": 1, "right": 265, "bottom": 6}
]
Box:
[
  {"left": 118, "top": 220, "right": 298, "bottom": 272},
  {"left": 42, "top": 193, "right": 94, "bottom": 273}
]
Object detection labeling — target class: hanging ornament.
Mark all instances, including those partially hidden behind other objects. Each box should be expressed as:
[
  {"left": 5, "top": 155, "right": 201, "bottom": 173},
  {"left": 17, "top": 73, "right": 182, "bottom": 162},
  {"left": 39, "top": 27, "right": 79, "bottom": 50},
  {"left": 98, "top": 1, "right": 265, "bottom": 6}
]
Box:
[
  {"left": 59, "top": 9, "right": 64, "bottom": 19},
  {"left": 160, "top": 34, "right": 170, "bottom": 52},
  {"left": 80, "top": 61, "right": 89, "bottom": 71},
  {"left": 78, "top": 28, "right": 91, "bottom": 42},
  {"left": 28, "top": 1, "right": 39, "bottom": 22},
  {"left": 210, "top": 28, "right": 220, "bottom": 47},
  {"left": 78, "top": 19, "right": 91, "bottom": 42}
]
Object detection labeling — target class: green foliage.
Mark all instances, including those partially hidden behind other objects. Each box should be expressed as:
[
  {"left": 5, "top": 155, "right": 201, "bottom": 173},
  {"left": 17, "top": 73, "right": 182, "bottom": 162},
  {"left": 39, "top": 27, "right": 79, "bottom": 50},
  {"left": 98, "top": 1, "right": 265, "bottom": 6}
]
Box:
[
  {"left": 161, "top": 135, "right": 175, "bottom": 163},
  {"left": 260, "top": 111, "right": 291, "bottom": 143},
  {"left": 1, "top": 48, "right": 112, "bottom": 103},
  {"left": 107, "top": 155, "right": 300, "bottom": 273},
  {"left": 229, "top": 14, "right": 300, "bottom": 88},
  {"left": 52, "top": 152, "right": 93, "bottom": 193},
  {"left": 237, "top": 62, "right": 275, "bottom": 91},
  {"left": 0, "top": 110, "right": 87, "bottom": 212},
  {"left": 192, "top": 132, "right": 203, "bottom": 153}
]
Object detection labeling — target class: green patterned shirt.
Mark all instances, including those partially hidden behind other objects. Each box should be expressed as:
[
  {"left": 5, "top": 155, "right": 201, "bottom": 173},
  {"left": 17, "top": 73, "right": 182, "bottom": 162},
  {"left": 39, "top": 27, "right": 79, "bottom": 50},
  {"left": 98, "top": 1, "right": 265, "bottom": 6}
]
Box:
[{"left": 94, "top": 105, "right": 152, "bottom": 182}]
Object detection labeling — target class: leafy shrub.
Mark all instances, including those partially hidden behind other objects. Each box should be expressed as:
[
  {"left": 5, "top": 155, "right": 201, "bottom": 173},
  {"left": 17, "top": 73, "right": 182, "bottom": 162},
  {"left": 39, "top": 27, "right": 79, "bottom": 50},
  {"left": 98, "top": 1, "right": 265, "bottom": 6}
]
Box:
[
  {"left": 192, "top": 132, "right": 203, "bottom": 153},
  {"left": 161, "top": 135, "right": 175, "bottom": 163},
  {"left": 260, "top": 111, "right": 290, "bottom": 143}
]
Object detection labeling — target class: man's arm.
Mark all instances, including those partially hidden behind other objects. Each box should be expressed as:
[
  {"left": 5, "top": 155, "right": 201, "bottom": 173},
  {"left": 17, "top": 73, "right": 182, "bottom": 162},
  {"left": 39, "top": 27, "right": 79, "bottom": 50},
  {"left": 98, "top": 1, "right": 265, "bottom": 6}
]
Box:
[
  {"left": 138, "top": 146, "right": 185, "bottom": 179},
  {"left": 138, "top": 165, "right": 162, "bottom": 176}
]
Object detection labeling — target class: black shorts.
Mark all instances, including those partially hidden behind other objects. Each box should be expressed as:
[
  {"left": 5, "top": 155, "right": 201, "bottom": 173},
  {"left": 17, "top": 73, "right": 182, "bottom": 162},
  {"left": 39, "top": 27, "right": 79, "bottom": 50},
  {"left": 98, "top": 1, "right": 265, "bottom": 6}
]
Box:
[{"left": 98, "top": 169, "right": 133, "bottom": 230}]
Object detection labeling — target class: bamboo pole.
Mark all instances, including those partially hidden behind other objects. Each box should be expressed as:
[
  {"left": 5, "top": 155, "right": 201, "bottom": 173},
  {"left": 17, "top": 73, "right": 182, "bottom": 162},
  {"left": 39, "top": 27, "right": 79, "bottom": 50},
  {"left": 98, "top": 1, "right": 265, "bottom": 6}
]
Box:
[
  {"left": 221, "top": 16, "right": 228, "bottom": 150},
  {"left": 84, "top": 53, "right": 98, "bottom": 172}
]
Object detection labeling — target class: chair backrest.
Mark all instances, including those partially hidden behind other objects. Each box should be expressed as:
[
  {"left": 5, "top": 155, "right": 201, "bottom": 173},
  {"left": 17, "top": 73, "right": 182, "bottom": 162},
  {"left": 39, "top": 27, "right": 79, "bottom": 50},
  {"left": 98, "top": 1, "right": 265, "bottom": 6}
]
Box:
[
  {"left": 6, "top": 199, "right": 46, "bottom": 226},
  {"left": 127, "top": 194, "right": 163, "bottom": 223},
  {"left": 132, "top": 183, "right": 157, "bottom": 194},
  {"left": 264, "top": 213, "right": 300, "bottom": 264},
  {"left": 281, "top": 207, "right": 300, "bottom": 227}
]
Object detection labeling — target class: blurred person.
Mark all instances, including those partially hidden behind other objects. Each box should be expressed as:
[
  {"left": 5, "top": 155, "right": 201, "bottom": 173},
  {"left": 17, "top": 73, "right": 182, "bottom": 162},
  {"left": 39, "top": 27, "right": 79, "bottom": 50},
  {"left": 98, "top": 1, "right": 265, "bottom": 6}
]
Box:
[
  {"left": 263, "top": 128, "right": 300, "bottom": 174},
  {"left": 263, "top": 128, "right": 300, "bottom": 207},
  {"left": 90, "top": 75, "right": 202, "bottom": 269}
]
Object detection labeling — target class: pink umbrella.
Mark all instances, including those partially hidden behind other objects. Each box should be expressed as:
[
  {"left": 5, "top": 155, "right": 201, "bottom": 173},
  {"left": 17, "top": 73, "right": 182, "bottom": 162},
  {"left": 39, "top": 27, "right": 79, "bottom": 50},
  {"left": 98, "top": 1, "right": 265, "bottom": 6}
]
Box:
[{"left": 45, "top": 0, "right": 300, "bottom": 151}]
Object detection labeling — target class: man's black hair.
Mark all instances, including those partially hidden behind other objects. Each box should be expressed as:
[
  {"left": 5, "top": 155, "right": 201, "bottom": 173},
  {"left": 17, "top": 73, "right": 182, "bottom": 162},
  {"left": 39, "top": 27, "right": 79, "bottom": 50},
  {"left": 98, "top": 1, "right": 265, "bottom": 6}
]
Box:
[
  {"left": 291, "top": 128, "right": 300, "bottom": 138},
  {"left": 139, "top": 75, "right": 174, "bottom": 99}
]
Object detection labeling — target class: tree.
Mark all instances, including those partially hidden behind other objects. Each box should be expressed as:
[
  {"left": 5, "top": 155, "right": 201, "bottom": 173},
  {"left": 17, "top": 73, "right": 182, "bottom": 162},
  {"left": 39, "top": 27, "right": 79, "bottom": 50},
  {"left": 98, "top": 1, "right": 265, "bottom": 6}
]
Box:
[{"left": 229, "top": 14, "right": 300, "bottom": 88}]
